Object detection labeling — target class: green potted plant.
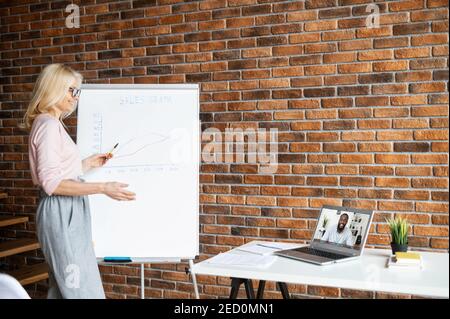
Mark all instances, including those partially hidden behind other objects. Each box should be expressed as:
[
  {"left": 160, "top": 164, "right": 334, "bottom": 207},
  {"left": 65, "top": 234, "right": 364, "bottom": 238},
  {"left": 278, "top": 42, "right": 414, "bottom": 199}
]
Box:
[{"left": 386, "top": 216, "right": 409, "bottom": 255}]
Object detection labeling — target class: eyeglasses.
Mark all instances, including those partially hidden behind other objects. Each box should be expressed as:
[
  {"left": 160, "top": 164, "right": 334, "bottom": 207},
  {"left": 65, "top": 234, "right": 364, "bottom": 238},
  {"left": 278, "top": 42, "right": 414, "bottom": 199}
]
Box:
[{"left": 69, "top": 87, "right": 82, "bottom": 98}]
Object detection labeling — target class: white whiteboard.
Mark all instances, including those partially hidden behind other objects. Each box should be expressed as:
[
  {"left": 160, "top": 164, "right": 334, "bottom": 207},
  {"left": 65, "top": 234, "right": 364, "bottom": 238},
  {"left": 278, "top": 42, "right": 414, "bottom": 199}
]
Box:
[{"left": 76, "top": 84, "right": 199, "bottom": 260}]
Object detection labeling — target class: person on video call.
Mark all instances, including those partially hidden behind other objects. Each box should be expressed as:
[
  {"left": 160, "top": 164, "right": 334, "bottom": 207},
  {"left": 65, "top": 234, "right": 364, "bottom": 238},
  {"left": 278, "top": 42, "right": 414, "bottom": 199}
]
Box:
[{"left": 321, "top": 213, "right": 353, "bottom": 246}]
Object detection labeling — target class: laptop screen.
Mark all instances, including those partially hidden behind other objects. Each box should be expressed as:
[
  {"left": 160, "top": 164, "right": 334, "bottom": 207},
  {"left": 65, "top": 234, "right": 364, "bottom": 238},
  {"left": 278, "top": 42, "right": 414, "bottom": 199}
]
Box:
[{"left": 311, "top": 206, "right": 373, "bottom": 255}]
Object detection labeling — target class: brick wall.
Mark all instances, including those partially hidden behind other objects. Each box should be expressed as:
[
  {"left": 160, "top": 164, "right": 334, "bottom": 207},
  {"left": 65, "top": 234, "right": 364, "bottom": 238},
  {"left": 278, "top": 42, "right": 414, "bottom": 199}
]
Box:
[{"left": 0, "top": 0, "right": 448, "bottom": 299}]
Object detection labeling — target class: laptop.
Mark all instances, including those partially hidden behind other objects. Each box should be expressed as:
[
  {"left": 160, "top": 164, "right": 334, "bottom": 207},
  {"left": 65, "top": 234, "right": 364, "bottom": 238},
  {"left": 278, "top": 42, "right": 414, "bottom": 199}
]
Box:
[{"left": 275, "top": 205, "right": 374, "bottom": 265}]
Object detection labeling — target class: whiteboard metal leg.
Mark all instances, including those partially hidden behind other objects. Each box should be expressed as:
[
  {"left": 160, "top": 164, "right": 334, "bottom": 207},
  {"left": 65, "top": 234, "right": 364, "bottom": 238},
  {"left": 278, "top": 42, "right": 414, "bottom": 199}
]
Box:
[
  {"left": 141, "top": 263, "right": 145, "bottom": 299},
  {"left": 189, "top": 259, "right": 200, "bottom": 299}
]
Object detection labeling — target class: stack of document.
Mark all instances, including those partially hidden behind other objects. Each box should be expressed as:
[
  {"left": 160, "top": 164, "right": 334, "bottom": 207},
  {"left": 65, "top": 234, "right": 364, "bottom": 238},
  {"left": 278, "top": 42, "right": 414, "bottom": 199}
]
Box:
[
  {"left": 235, "top": 242, "right": 302, "bottom": 256},
  {"left": 206, "top": 253, "right": 278, "bottom": 269},
  {"left": 387, "top": 252, "right": 423, "bottom": 270}
]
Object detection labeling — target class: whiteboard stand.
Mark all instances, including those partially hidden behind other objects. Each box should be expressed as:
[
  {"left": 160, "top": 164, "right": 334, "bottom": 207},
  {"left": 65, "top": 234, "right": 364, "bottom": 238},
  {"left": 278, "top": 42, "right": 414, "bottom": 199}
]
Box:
[
  {"left": 79, "top": 84, "right": 201, "bottom": 300},
  {"left": 140, "top": 263, "right": 144, "bottom": 299},
  {"left": 188, "top": 259, "right": 200, "bottom": 299},
  {"left": 99, "top": 258, "right": 199, "bottom": 299}
]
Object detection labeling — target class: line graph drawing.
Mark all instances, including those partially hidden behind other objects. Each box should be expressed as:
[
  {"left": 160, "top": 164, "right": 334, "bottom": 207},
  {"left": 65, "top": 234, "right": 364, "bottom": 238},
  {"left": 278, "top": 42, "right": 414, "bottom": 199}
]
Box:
[
  {"left": 112, "top": 132, "right": 171, "bottom": 160},
  {"left": 101, "top": 130, "right": 175, "bottom": 169}
]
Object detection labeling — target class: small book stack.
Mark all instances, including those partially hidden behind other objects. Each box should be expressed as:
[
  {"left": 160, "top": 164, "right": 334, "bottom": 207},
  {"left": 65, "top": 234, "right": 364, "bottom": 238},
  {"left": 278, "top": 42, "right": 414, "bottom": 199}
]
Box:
[{"left": 387, "top": 252, "right": 423, "bottom": 270}]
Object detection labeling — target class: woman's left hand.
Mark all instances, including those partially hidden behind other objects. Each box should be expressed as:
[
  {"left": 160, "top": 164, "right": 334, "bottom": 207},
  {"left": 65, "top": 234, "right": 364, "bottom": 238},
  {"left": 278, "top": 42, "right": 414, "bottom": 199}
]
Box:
[{"left": 82, "top": 153, "right": 111, "bottom": 172}]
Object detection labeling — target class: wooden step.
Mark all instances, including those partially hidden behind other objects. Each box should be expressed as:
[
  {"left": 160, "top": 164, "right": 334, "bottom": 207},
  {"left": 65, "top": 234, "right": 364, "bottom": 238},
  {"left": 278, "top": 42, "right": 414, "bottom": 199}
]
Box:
[
  {"left": 0, "top": 238, "right": 40, "bottom": 258},
  {"left": 0, "top": 216, "right": 29, "bottom": 228},
  {"left": 0, "top": 192, "right": 7, "bottom": 199},
  {"left": 6, "top": 263, "right": 49, "bottom": 286}
]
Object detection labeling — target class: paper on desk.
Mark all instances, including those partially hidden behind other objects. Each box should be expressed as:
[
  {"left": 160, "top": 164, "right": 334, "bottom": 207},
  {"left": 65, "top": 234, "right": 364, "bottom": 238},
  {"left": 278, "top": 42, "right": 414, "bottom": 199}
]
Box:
[
  {"left": 206, "top": 253, "right": 277, "bottom": 268},
  {"left": 235, "top": 242, "right": 302, "bottom": 256}
]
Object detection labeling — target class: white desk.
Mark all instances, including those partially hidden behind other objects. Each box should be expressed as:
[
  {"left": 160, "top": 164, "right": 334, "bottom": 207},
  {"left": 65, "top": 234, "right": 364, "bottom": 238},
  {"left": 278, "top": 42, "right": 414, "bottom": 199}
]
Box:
[{"left": 192, "top": 241, "right": 449, "bottom": 299}]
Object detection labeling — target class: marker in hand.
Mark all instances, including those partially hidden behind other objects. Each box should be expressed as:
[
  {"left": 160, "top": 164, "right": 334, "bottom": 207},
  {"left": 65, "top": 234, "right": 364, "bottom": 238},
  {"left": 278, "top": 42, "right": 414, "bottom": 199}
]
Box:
[{"left": 106, "top": 143, "right": 119, "bottom": 160}]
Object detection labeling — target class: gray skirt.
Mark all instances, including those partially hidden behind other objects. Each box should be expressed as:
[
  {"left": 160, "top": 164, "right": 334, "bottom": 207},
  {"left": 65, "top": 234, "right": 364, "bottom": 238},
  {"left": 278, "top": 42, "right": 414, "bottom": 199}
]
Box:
[{"left": 36, "top": 190, "right": 105, "bottom": 299}]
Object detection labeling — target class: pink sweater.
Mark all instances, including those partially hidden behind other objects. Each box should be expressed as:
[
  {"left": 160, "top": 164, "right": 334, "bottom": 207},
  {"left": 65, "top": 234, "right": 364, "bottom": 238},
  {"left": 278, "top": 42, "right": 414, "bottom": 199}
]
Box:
[{"left": 28, "top": 113, "right": 83, "bottom": 195}]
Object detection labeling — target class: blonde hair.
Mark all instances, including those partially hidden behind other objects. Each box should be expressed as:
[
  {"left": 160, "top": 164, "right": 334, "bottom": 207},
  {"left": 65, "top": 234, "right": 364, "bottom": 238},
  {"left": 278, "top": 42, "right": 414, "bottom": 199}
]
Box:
[{"left": 22, "top": 64, "right": 82, "bottom": 129}]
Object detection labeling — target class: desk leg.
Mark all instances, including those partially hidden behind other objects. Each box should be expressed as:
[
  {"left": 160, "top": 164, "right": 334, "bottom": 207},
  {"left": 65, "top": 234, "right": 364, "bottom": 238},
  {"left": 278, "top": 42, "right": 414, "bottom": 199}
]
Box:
[
  {"left": 230, "top": 278, "right": 255, "bottom": 299},
  {"left": 257, "top": 280, "right": 266, "bottom": 299},
  {"left": 277, "top": 282, "right": 290, "bottom": 299},
  {"left": 256, "top": 281, "right": 290, "bottom": 299},
  {"left": 244, "top": 280, "right": 255, "bottom": 299},
  {"left": 230, "top": 278, "right": 243, "bottom": 299}
]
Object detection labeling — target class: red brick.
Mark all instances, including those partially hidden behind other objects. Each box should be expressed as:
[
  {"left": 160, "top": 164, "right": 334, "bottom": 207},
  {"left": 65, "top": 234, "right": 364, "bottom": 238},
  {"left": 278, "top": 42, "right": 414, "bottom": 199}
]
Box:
[
  {"left": 287, "top": 11, "right": 317, "bottom": 22},
  {"left": 359, "top": 189, "right": 393, "bottom": 199},
  {"left": 304, "top": 43, "right": 337, "bottom": 54},
  {"left": 389, "top": 0, "right": 425, "bottom": 11},
  {"left": 307, "top": 285, "right": 340, "bottom": 297},
  {"left": 273, "top": 66, "right": 304, "bottom": 77},
  {"left": 324, "top": 75, "right": 357, "bottom": 85},
  {"left": 395, "top": 47, "right": 431, "bottom": 59},
  {"left": 431, "top": 191, "right": 449, "bottom": 201},
  {"left": 431, "top": 215, "right": 448, "bottom": 225},
  {"left": 397, "top": 213, "right": 430, "bottom": 225},
  {"left": 339, "top": 39, "right": 372, "bottom": 51},
  {"left": 272, "top": 45, "right": 302, "bottom": 56},
  {"left": 412, "top": 106, "right": 449, "bottom": 117},
  {"left": 410, "top": 82, "right": 447, "bottom": 93},
  {"left": 357, "top": 26, "right": 392, "bottom": 38},
  {"left": 322, "top": 98, "right": 353, "bottom": 108},
  {"left": 341, "top": 177, "right": 373, "bottom": 187},
  {"left": 289, "top": 33, "right": 320, "bottom": 44},
  {"left": 304, "top": 20, "right": 337, "bottom": 31},
  {"left": 307, "top": 177, "right": 338, "bottom": 186},
  {"left": 307, "top": 132, "right": 339, "bottom": 142},
  {"left": 277, "top": 197, "right": 308, "bottom": 207},
  {"left": 358, "top": 120, "right": 391, "bottom": 130},
  {"left": 416, "top": 202, "right": 449, "bottom": 213},
  {"left": 414, "top": 226, "right": 448, "bottom": 237},
  {"left": 430, "top": 238, "right": 449, "bottom": 249},
  {"left": 373, "top": 61, "right": 408, "bottom": 72},
  {"left": 358, "top": 50, "right": 393, "bottom": 61},
  {"left": 412, "top": 154, "right": 448, "bottom": 164},
  {"left": 376, "top": 131, "right": 413, "bottom": 141},
  {"left": 342, "top": 131, "right": 375, "bottom": 141},
  {"left": 414, "top": 130, "right": 448, "bottom": 140},
  {"left": 322, "top": 30, "right": 355, "bottom": 42},
  {"left": 374, "top": 37, "right": 409, "bottom": 48},
  {"left": 376, "top": 177, "right": 410, "bottom": 188},
  {"left": 326, "top": 165, "right": 358, "bottom": 175},
  {"left": 378, "top": 201, "right": 414, "bottom": 211},
  {"left": 391, "top": 95, "right": 427, "bottom": 105},
  {"left": 341, "top": 154, "right": 373, "bottom": 164},
  {"left": 376, "top": 154, "right": 411, "bottom": 164},
  {"left": 412, "top": 178, "right": 448, "bottom": 189},
  {"left": 338, "top": 63, "right": 371, "bottom": 74},
  {"left": 275, "top": 175, "right": 305, "bottom": 185},
  {"left": 308, "top": 154, "right": 339, "bottom": 163},
  {"left": 375, "top": 105, "right": 409, "bottom": 116},
  {"left": 393, "top": 119, "right": 428, "bottom": 128},
  {"left": 292, "top": 187, "right": 324, "bottom": 197},
  {"left": 411, "top": 34, "right": 448, "bottom": 46}
]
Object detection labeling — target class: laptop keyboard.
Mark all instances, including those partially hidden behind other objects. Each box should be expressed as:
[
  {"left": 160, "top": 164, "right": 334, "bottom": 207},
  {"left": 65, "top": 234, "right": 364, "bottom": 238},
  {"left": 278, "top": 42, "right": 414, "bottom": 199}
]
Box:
[{"left": 295, "top": 247, "right": 348, "bottom": 260}]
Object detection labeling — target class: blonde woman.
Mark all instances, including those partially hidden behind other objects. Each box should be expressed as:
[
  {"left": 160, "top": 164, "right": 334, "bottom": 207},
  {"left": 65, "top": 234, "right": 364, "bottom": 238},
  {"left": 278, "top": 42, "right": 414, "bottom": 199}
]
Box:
[{"left": 24, "top": 64, "right": 136, "bottom": 299}]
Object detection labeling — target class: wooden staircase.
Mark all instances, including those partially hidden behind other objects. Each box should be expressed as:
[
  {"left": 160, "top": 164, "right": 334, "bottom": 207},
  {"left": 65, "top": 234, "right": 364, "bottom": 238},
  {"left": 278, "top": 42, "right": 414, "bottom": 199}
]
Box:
[{"left": 0, "top": 202, "right": 49, "bottom": 286}]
